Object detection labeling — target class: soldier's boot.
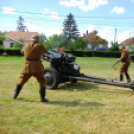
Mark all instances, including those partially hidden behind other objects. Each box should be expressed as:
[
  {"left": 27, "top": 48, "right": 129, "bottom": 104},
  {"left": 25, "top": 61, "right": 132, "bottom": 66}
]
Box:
[
  {"left": 13, "top": 84, "right": 22, "bottom": 99},
  {"left": 39, "top": 87, "right": 49, "bottom": 102},
  {"left": 125, "top": 74, "right": 131, "bottom": 82},
  {"left": 120, "top": 75, "right": 123, "bottom": 81}
]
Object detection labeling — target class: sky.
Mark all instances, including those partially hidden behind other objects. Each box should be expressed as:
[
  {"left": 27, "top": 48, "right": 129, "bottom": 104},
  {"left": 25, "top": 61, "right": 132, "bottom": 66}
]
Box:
[{"left": 0, "top": 0, "right": 134, "bottom": 47}]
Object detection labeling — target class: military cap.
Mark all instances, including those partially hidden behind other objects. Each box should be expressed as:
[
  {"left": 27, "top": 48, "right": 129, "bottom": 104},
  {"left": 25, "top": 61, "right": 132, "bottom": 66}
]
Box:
[{"left": 31, "top": 34, "right": 39, "bottom": 42}]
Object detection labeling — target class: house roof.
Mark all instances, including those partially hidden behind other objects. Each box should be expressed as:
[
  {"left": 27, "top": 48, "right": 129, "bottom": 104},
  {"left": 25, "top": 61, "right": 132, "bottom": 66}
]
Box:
[
  {"left": 120, "top": 37, "right": 134, "bottom": 45},
  {"left": 5, "top": 31, "right": 40, "bottom": 41},
  {"left": 83, "top": 32, "right": 107, "bottom": 43}
]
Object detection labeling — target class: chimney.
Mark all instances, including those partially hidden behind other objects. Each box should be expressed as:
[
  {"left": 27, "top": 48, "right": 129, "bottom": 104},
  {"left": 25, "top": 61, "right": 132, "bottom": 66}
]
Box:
[
  {"left": 83, "top": 33, "right": 85, "bottom": 37},
  {"left": 87, "top": 30, "right": 88, "bottom": 35}
]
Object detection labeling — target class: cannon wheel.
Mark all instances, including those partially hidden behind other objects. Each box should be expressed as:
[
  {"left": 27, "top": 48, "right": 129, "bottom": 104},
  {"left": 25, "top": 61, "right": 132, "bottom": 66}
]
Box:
[
  {"left": 70, "top": 79, "right": 77, "bottom": 83},
  {"left": 44, "top": 67, "right": 60, "bottom": 90}
]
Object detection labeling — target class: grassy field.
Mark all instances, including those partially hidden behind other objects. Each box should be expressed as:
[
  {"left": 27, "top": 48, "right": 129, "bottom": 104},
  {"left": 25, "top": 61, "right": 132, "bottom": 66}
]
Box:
[{"left": 0, "top": 56, "right": 134, "bottom": 134}]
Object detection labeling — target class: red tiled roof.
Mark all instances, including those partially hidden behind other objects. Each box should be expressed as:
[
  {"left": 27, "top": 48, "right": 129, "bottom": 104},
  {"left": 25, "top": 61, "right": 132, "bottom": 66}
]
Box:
[
  {"left": 120, "top": 38, "right": 134, "bottom": 45},
  {"left": 83, "top": 33, "right": 107, "bottom": 43},
  {"left": 5, "top": 31, "right": 40, "bottom": 41}
]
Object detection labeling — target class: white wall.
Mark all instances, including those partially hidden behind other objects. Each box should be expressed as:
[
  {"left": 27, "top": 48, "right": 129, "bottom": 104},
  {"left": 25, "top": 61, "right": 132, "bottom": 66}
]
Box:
[
  {"left": 3, "top": 40, "right": 11, "bottom": 48},
  {"left": 3, "top": 40, "right": 31, "bottom": 48}
]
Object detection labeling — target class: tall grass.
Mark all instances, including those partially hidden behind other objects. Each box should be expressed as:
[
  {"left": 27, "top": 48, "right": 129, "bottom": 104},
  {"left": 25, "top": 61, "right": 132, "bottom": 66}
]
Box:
[{"left": 0, "top": 56, "right": 134, "bottom": 134}]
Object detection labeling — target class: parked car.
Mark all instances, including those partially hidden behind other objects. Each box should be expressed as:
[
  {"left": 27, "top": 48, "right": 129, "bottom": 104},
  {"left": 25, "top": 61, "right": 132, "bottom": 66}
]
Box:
[
  {"left": 94, "top": 47, "right": 107, "bottom": 51},
  {"left": 59, "top": 46, "right": 68, "bottom": 50}
]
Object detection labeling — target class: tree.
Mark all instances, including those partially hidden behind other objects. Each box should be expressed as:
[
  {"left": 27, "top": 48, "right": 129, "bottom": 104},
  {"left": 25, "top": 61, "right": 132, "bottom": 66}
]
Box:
[
  {"left": 90, "top": 30, "right": 107, "bottom": 57},
  {"left": 125, "top": 44, "right": 133, "bottom": 52},
  {"left": 39, "top": 33, "right": 47, "bottom": 44},
  {"left": 13, "top": 37, "right": 24, "bottom": 48},
  {"left": 109, "top": 41, "right": 119, "bottom": 51},
  {"left": 75, "top": 37, "right": 87, "bottom": 50},
  {"left": 0, "top": 32, "right": 7, "bottom": 46},
  {"left": 17, "top": 16, "right": 28, "bottom": 32},
  {"left": 43, "top": 34, "right": 68, "bottom": 49},
  {"left": 67, "top": 38, "right": 87, "bottom": 51},
  {"left": 62, "top": 13, "right": 80, "bottom": 41},
  {"left": 67, "top": 40, "right": 75, "bottom": 51}
]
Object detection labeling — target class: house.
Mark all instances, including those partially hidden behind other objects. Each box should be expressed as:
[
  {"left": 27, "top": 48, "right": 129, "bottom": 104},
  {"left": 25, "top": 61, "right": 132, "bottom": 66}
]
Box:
[
  {"left": 120, "top": 37, "right": 134, "bottom": 46},
  {"left": 3, "top": 31, "right": 40, "bottom": 48},
  {"left": 82, "top": 30, "right": 108, "bottom": 50}
]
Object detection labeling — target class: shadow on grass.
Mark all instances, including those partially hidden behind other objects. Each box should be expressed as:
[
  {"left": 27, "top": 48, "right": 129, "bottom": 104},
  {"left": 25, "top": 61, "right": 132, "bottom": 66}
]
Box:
[
  {"left": 17, "top": 98, "right": 105, "bottom": 107},
  {"left": 57, "top": 81, "right": 100, "bottom": 91},
  {"left": 47, "top": 100, "right": 105, "bottom": 107},
  {"left": 17, "top": 98, "right": 39, "bottom": 102},
  {"left": 56, "top": 81, "right": 134, "bottom": 94}
]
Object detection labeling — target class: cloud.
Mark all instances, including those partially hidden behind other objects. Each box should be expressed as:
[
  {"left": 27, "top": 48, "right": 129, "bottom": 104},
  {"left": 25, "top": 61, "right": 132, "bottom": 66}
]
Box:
[
  {"left": 131, "top": 0, "right": 134, "bottom": 2},
  {"left": 59, "top": 0, "right": 108, "bottom": 11},
  {"left": 111, "top": 6, "right": 125, "bottom": 14},
  {"left": 42, "top": 8, "right": 49, "bottom": 15},
  {"left": 25, "top": 22, "right": 62, "bottom": 37},
  {"left": 2, "top": 24, "right": 16, "bottom": 27},
  {"left": 2, "top": 7, "right": 15, "bottom": 14},
  {"left": 117, "top": 29, "right": 132, "bottom": 43},
  {"left": 87, "top": 25, "right": 96, "bottom": 32},
  {"left": 97, "top": 26, "right": 114, "bottom": 45},
  {"left": 59, "top": 0, "right": 85, "bottom": 7},
  {"left": 81, "top": 25, "right": 131, "bottom": 47},
  {"left": 97, "top": 26, "right": 132, "bottom": 46},
  {"left": 79, "top": 0, "right": 108, "bottom": 11},
  {"left": 42, "top": 8, "right": 60, "bottom": 19},
  {"left": 1, "top": 24, "right": 16, "bottom": 31},
  {"left": 49, "top": 12, "right": 60, "bottom": 19}
]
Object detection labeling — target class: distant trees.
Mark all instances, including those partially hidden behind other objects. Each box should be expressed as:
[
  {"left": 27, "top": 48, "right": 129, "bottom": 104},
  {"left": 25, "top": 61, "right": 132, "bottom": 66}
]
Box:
[
  {"left": 43, "top": 34, "right": 68, "bottom": 49},
  {"left": 68, "top": 37, "right": 87, "bottom": 51},
  {"left": 109, "top": 41, "right": 119, "bottom": 51},
  {"left": 125, "top": 44, "right": 133, "bottom": 52},
  {"left": 17, "top": 16, "right": 28, "bottom": 32},
  {"left": 62, "top": 13, "right": 80, "bottom": 41},
  {"left": 39, "top": 33, "right": 47, "bottom": 44},
  {"left": 89, "top": 30, "right": 107, "bottom": 56},
  {"left": 13, "top": 37, "right": 24, "bottom": 48},
  {"left": 0, "top": 32, "right": 7, "bottom": 47}
]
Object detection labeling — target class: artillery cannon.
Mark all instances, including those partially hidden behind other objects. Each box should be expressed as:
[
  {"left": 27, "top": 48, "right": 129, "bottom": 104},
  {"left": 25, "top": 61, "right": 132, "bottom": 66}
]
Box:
[
  {"left": 5, "top": 36, "right": 134, "bottom": 91},
  {"left": 42, "top": 51, "right": 134, "bottom": 91}
]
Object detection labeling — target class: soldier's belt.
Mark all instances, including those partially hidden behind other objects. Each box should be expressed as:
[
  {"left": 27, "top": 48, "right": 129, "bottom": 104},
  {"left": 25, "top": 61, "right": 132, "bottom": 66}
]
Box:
[{"left": 25, "top": 59, "right": 40, "bottom": 62}]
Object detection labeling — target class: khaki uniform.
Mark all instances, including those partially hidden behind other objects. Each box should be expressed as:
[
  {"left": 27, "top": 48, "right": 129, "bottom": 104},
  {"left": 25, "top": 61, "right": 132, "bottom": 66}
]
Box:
[
  {"left": 57, "top": 51, "right": 65, "bottom": 55},
  {"left": 18, "top": 42, "right": 48, "bottom": 87},
  {"left": 118, "top": 49, "right": 130, "bottom": 75}
]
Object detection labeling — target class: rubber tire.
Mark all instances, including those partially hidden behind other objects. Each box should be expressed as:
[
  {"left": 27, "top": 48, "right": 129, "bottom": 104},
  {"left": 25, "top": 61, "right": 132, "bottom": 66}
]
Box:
[
  {"left": 44, "top": 67, "right": 60, "bottom": 90},
  {"left": 70, "top": 79, "right": 77, "bottom": 83}
]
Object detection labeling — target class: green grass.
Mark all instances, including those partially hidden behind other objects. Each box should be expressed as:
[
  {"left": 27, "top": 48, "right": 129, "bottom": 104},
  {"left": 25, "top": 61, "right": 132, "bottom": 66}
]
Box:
[{"left": 0, "top": 56, "right": 134, "bottom": 134}]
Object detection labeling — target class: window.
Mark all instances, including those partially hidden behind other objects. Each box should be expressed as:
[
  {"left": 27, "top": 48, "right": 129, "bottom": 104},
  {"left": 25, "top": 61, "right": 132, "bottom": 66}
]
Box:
[
  {"left": 10, "top": 43, "right": 13, "bottom": 47},
  {"left": 87, "top": 44, "right": 92, "bottom": 49},
  {"left": 98, "top": 44, "right": 103, "bottom": 48}
]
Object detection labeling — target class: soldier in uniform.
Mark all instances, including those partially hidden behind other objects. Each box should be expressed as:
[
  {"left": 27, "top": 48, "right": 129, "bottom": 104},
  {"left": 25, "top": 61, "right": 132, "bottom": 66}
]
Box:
[
  {"left": 13, "top": 34, "right": 49, "bottom": 102},
  {"left": 118, "top": 45, "right": 131, "bottom": 82},
  {"left": 55, "top": 47, "right": 65, "bottom": 55}
]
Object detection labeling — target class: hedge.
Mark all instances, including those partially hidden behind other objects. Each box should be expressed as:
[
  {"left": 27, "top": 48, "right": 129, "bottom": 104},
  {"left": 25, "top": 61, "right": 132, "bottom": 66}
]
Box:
[
  {"left": 0, "top": 48, "right": 22, "bottom": 56},
  {"left": 1, "top": 48, "right": 134, "bottom": 58},
  {"left": 5, "top": 48, "right": 22, "bottom": 56},
  {"left": 0, "top": 48, "right": 5, "bottom": 55},
  {"left": 63, "top": 50, "right": 122, "bottom": 58}
]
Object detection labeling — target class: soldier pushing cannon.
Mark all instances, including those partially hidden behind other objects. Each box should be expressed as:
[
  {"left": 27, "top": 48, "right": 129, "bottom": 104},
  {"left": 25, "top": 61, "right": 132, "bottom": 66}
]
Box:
[{"left": 5, "top": 36, "right": 134, "bottom": 95}]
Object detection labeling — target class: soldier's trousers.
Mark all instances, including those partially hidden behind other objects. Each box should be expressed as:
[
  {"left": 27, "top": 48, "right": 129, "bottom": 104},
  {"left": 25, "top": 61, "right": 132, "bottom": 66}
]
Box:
[
  {"left": 119, "top": 63, "right": 130, "bottom": 75},
  {"left": 18, "top": 72, "right": 45, "bottom": 87}
]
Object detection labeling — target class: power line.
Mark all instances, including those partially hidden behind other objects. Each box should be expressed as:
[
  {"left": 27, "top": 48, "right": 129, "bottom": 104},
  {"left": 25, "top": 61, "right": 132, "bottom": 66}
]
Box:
[
  {"left": 1, "top": 9, "right": 134, "bottom": 19},
  {"left": 0, "top": 15, "right": 134, "bottom": 26}
]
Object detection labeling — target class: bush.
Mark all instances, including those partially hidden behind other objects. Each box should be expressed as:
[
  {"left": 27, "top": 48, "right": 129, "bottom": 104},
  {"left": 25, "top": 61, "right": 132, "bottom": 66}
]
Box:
[
  {"left": 5, "top": 48, "right": 22, "bottom": 56},
  {"left": 1, "top": 48, "right": 132, "bottom": 58},
  {"left": 63, "top": 50, "right": 122, "bottom": 58},
  {"left": 0, "top": 48, "right": 6, "bottom": 55}
]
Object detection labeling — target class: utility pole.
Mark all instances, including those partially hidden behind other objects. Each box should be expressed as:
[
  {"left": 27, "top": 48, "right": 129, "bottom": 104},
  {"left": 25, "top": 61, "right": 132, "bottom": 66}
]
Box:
[{"left": 114, "top": 28, "right": 117, "bottom": 43}]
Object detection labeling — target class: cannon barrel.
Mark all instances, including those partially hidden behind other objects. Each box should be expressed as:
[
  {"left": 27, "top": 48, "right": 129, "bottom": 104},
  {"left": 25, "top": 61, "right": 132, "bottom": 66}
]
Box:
[{"left": 5, "top": 36, "right": 23, "bottom": 45}]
